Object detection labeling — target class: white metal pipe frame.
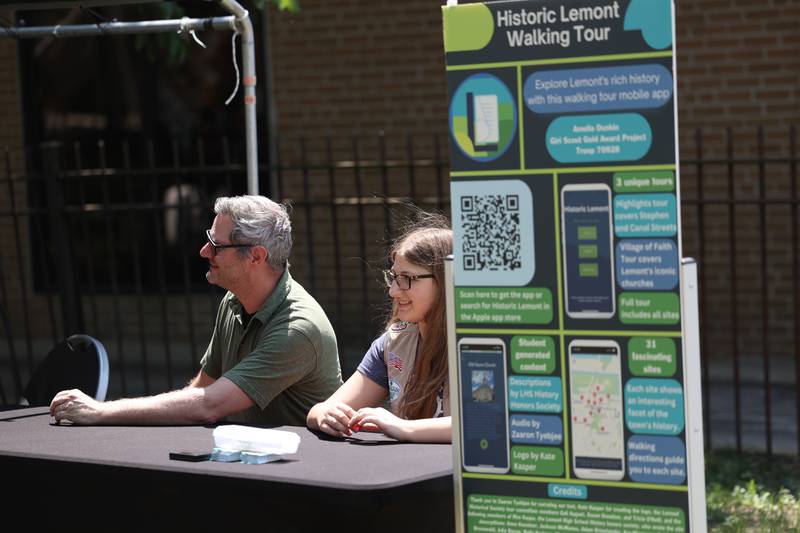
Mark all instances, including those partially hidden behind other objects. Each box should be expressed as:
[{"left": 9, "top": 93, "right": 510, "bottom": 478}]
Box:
[{"left": 0, "top": 0, "right": 261, "bottom": 195}]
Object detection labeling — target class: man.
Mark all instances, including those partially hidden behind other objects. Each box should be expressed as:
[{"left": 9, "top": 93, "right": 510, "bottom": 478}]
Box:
[{"left": 50, "top": 195, "right": 342, "bottom": 426}]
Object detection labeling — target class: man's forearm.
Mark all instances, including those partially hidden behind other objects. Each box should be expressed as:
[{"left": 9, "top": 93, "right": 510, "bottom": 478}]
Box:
[
  {"left": 95, "top": 387, "right": 217, "bottom": 425},
  {"left": 51, "top": 375, "right": 251, "bottom": 426}
]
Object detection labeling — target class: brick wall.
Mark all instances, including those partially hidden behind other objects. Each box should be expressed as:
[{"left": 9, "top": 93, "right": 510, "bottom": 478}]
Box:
[
  {"left": 266, "top": 0, "right": 799, "bottom": 143},
  {"left": 676, "top": 0, "right": 800, "bottom": 137},
  {"left": 674, "top": 0, "right": 800, "bottom": 364},
  {"left": 267, "top": 1, "right": 449, "bottom": 139}
]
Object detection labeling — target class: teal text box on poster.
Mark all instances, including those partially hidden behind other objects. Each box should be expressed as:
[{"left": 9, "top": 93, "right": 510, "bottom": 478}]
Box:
[
  {"left": 546, "top": 113, "right": 652, "bottom": 163},
  {"left": 625, "top": 378, "right": 685, "bottom": 435}
]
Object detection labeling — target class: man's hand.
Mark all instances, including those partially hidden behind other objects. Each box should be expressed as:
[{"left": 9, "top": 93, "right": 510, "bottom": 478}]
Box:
[{"left": 50, "top": 389, "right": 103, "bottom": 424}]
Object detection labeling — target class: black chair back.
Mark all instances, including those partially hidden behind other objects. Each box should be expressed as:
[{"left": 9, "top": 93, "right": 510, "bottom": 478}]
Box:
[{"left": 22, "top": 334, "right": 109, "bottom": 407}]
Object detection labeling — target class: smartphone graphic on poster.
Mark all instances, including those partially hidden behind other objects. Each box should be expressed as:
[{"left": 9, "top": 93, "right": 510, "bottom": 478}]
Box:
[
  {"left": 466, "top": 92, "right": 499, "bottom": 152},
  {"left": 458, "top": 337, "right": 509, "bottom": 474},
  {"left": 561, "top": 183, "right": 616, "bottom": 319},
  {"left": 568, "top": 339, "right": 625, "bottom": 481}
]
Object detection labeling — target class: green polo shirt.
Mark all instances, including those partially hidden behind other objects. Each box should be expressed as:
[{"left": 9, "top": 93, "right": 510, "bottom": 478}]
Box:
[{"left": 200, "top": 270, "right": 342, "bottom": 426}]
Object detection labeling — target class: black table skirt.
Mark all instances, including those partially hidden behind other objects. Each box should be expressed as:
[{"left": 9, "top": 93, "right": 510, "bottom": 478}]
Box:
[{"left": 0, "top": 407, "right": 455, "bottom": 531}]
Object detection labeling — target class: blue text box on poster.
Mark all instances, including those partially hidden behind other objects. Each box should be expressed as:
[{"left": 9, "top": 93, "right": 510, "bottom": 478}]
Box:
[
  {"left": 508, "top": 376, "right": 562, "bottom": 413},
  {"left": 628, "top": 435, "right": 687, "bottom": 484},
  {"left": 525, "top": 64, "right": 673, "bottom": 114},
  {"left": 614, "top": 194, "right": 677, "bottom": 237},
  {"left": 616, "top": 239, "right": 679, "bottom": 290},
  {"left": 510, "top": 414, "right": 563, "bottom": 445}
]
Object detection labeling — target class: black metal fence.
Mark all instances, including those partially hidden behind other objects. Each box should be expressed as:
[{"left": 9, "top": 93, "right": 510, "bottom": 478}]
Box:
[
  {"left": 0, "top": 133, "right": 449, "bottom": 402},
  {"left": 681, "top": 126, "right": 799, "bottom": 455},
  {"left": 1, "top": 127, "right": 798, "bottom": 456}
]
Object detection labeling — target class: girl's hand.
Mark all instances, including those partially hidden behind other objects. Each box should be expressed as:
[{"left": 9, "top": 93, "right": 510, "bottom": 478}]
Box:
[
  {"left": 313, "top": 401, "right": 357, "bottom": 437},
  {"left": 348, "top": 407, "right": 409, "bottom": 441}
]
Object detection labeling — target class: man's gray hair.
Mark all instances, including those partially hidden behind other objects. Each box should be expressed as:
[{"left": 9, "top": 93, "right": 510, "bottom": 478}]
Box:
[{"left": 214, "top": 195, "right": 292, "bottom": 271}]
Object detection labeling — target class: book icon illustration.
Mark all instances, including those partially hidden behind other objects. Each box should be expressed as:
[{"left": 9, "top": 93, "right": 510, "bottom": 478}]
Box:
[
  {"left": 467, "top": 92, "right": 499, "bottom": 152},
  {"left": 448, "top": 72, "right": 516, "bottom": 163}
]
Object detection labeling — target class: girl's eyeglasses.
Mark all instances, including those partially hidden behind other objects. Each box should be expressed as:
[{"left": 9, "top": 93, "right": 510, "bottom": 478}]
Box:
[{"left": 382, "top": 269, "right": 434, "bottom": 290}]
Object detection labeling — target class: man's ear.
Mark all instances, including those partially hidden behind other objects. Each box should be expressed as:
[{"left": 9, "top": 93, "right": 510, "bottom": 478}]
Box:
[{"left": 249, "top": 245, "right": 269, "bottom": 266}]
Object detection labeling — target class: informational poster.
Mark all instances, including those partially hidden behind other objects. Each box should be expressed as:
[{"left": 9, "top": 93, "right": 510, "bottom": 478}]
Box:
[{"left": 442, "top": 1, "right": 705, "bottom": 531}]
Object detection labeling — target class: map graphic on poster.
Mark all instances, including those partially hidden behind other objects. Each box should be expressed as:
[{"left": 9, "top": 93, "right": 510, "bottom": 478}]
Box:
[
  {"left": 571, "top": 376, "right": 624, "bottom": 466},
  {"left": 569, "top": 341, "right": 625, "bottom": 481},
  {"left": 443, "top": 0, "right": 703, "bottom": 532}
]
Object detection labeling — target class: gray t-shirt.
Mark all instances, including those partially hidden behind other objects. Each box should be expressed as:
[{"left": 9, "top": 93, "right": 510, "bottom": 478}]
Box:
[
  {"left": 356, "top": 331, "right": 446, "bottom": 418},
  {"left": 201, "top": 270, "right": 343, "bottom": 426},
  {"left": 356, "top": 333, "right": 390, "bottom": 389}
]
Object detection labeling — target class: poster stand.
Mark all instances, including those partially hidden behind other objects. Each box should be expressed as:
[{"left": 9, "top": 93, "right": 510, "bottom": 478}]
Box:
[{"left": 443, "top": 0, "right": 706, "bottom": 530}]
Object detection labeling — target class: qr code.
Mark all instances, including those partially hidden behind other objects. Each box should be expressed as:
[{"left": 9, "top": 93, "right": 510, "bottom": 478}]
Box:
[{"left": 460, "top": 194, "right": 521, "bottom": 271}]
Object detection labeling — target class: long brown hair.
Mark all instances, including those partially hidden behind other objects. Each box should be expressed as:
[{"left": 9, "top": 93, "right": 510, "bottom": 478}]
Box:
[{"left": 386, "top": 216, "right": 453, "bottom": 419}]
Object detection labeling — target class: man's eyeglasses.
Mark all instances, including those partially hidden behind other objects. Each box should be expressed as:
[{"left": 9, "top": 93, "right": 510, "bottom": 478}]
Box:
[
  {"left": 382, "top": 269, "right": 434, "bottom": 290},
  {"left": 205, "top": 229, "right": 251, "bottom": 256}
]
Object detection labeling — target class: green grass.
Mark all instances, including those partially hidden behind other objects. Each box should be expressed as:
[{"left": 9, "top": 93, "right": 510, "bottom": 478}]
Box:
[{"left": 706, "top": 450, "right": 800, "bottom": 532}]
